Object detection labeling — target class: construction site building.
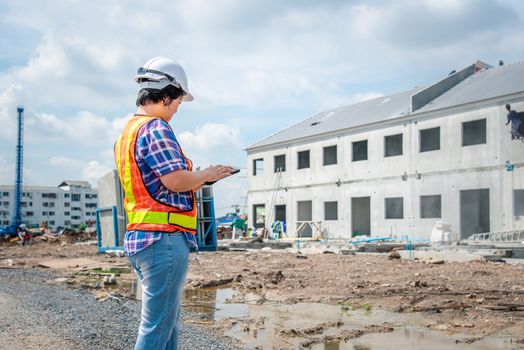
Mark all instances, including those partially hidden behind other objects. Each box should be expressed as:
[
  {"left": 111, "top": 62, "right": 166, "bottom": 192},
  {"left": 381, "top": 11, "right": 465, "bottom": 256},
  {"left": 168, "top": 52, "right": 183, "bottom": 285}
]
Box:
[
  {"left": 0, "top": 180, "right": 98, "bottom": 229},
  {"left": 246, "top": 60, "right": 524, "bottom": 240}
]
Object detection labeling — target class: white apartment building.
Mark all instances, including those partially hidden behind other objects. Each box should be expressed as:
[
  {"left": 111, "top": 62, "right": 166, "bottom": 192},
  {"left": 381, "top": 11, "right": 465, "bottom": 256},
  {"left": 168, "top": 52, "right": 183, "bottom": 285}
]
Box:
[
  {"left": 0, "top": 180, "right": 98, "bottom": 229},
  {"left": 246, "top": 60, "right": 524, "bottom": 241}
]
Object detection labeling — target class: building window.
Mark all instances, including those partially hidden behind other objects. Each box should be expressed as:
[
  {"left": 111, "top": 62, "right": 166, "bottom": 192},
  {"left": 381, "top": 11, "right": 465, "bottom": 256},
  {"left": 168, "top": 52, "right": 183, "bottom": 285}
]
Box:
[
  {"left": 42, "top": 193, "right": 57, "bottom": 199},
  {"left": 298, "top": 150, "right": 310, "bottom": 169},
  {"left": 64, "top": 202, "right": 70, "bottom": 207},
  {"left": 71, "top": 215, "right": 81, "bottom": 220},
  {"left": 514, "top": 190, "right": 524, "bottom": 216},
  {"left": 274, "top": 155, "right": 286, "bottom": 173},
  {"left": 72, "top": 194, "right": 81, "bottom": 201},
  {"left": 65, "top": 211, "right": 70, "bottom": 216},
  {"left": 385, "top": 197, "right": 404, "bottom": 219},
  {"left": 420, "top": 127, "right": 440, "bottom": 152},
  {"left": 21, "top": 202, "right": 27, "bottom": 208},
  {"left": 49, "top": 220, "right": 55, "bottom": 226},
  {"left": 25, "top": 211, "right": 34, "bottom": 217},
  {"left": 72, "top": 207, "right": 81, "bottom": 211},
  {"left": 462, "top": 119, "right": 486, "bottom": 146},
  {"left": 64, "top": 220, "right": 71, "bottom": 226},
  {"left": 85, "top": 193, "right": 97, "bottom": 199},
  {"left": 253, "top": 204, "right": 265, "bottom": 229},
  {"left": 420, "top": 195, "right": 441, "bottom": 218},
  {"left": 324, "top": 201, "right": 338, "bottom": 220},
  {"left": 85, "top": 203, "right": 97, "bottom": 208},
  {"left": 64, "top": 193, "right": 70, "bottom": 198},
  {"left": 253, "top": 158, "right": 264, "bottom": 176},
  {"left": 385, "top": 134, "right": 403, "bottom": 157},
  {"left": 49, "top": 211, "right": 55, "bottom": 216},
  {"left": 297, "top": 201, "right": 312, "bottom": 221},
  {"left": 42, "top": 211, "right": 48, "bottom": 216},
  {"left": 2, "top": 192, "right": 8, "bottom": 197},
  {"left": 352, "top": 140, "right": 368, "bottom": 161},
  {"left": 322, "top": 145, "right": 337, "bottom": 166}
]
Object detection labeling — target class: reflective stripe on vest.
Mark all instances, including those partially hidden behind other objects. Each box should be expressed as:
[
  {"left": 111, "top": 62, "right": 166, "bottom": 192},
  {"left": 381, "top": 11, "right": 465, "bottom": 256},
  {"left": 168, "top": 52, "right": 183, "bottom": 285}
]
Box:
[
  {"left": 127, "top": 211, "right": 196, "bottom": 228},
  {"left": 115, "top": 115, "right": 197, "bottom": 233}
]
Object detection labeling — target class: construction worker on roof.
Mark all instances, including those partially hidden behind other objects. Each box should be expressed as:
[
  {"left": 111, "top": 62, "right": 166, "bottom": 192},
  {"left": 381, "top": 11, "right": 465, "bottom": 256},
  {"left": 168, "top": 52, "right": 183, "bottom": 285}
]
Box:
[{"left": 505, "top": 104, "right": 523, "bottom": 141}]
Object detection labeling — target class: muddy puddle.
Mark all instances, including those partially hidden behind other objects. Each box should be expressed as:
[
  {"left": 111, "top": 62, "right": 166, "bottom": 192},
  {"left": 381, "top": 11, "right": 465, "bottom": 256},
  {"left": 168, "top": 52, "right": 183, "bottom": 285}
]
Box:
[{"left": 183, "top": 287, "right": 522, "bottom": 349}]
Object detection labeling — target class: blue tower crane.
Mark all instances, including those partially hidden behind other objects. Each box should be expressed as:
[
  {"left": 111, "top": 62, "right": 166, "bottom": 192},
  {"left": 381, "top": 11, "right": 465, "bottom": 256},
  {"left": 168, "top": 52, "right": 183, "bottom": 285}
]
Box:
[
  {"left": 1, "top": 106, "right": 24, "bottom": 236},
  {"left": 12, "top": 106, "right": 24, "bottom": 230}
]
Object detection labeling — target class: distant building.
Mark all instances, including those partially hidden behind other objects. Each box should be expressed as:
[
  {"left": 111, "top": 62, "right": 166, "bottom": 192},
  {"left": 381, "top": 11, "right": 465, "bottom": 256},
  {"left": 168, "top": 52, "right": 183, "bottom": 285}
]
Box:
[
  {"left": 0, "top": 180, "right": 98, "bottom": 229},
  {"left": 246, "top": 60, "right": 524, "bottom": 240}
]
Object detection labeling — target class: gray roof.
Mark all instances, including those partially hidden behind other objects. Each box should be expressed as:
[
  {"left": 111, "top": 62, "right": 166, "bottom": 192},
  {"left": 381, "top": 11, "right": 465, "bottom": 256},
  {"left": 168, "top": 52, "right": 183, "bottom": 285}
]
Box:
[
  {"left": 248, "top": 87, "right": 423, "bottom": 149},
  {"left": 247, "top": 60, "right": 524, "bottom": 151},
  {"left": 58, "top": 180, "right": 92, "bottom": 188},
  {"left": 417, "top": 61, "right": 524, "bottom": 113}
]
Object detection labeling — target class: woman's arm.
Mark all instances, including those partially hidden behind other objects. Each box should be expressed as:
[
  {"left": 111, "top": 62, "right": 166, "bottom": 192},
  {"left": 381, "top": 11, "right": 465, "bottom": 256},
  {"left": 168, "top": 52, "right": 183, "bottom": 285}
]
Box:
[{"left": 160, "top": 165, "right": 233, "bottom": 192}]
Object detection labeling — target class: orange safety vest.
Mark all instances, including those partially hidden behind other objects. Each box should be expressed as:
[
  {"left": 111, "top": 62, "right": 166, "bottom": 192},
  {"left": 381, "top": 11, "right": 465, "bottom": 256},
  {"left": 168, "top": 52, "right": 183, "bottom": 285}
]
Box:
[{"left": 114, "top": 115, "right": 197, "bottom": 234}]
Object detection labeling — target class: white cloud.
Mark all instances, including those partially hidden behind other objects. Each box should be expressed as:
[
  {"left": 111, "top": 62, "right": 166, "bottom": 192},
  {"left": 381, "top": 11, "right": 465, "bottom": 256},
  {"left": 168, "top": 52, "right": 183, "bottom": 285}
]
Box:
[
  {"left": 48, "top": 156, "right": 84, "bottom": 167},
  {"left": 178, "top": 122, "right": 242, "bottom": 167},
  {"left": 82, "top": 161, "right": 111, "bottom": 186},
  {"left": 31, "top": 110, "right": 118, "bottom": 146},
  {"left": 0, "top": 156, "right": 14, "bottom": 185},
  {"left": 0, "top": 85, "right": 24, "bottom": 138}
]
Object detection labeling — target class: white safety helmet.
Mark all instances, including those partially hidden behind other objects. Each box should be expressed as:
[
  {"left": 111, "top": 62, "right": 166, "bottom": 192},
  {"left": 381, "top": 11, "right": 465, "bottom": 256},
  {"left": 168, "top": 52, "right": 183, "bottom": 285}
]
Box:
[
  {"left": 134, "top": 57, "right": 193, "bottom": 102},
  {"left": 19, "top": 224, "right": 26, "bottom": 229}
]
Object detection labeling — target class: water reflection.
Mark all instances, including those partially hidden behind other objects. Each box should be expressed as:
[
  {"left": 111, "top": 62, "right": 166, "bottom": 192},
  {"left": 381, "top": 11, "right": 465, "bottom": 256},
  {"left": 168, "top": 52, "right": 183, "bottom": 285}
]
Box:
[
  {"left": 183, "top": 287, "right": 519, "bottom": 350},
  {"left": 183, "top": 287, "right": 247, "bottom": 320}
]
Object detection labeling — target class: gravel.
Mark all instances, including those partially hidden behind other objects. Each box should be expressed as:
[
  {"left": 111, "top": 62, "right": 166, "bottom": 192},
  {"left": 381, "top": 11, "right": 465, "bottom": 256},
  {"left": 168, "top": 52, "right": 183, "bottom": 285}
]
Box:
[{"left": 0, "top": 268, "right": 241, "bottom": 350}]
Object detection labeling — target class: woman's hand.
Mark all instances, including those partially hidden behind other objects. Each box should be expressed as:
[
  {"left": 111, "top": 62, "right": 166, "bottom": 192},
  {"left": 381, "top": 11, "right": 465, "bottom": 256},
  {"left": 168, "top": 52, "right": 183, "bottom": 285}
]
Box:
[{"left": 203, "top": 165, "right": 234, "bottom": 182}]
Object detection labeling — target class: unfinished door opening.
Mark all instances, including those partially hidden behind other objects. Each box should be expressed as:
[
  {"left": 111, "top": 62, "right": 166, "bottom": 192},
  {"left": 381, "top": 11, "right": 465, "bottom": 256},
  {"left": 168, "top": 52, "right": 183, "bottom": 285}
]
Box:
[
  {"left": 514, "top": 189, "right": 524, "bottom": 217},
  {"left": 296, "top": 200, "right": 312, "bottom": 237},
  {"left": 460, "top": 189, "right": 490, "bottom": 238},
  {"left": 275, "top": 205, "right": 286, "bottom": 223},
  {"left": 274, "top": 204, "right": 287, "bottom": 235},
  {"left": 351, "top": 197, "right": 370, "bottom": 236},
  {"left": 253, "top": 204, "right": 265, "bottom": 229}
]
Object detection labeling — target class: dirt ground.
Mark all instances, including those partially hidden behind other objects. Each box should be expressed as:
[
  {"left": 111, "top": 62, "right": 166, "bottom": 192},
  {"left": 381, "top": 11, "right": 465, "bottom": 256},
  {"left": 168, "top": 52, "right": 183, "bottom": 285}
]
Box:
[{"left": 1, "top": 236, "right": 524, "bottom": 349}]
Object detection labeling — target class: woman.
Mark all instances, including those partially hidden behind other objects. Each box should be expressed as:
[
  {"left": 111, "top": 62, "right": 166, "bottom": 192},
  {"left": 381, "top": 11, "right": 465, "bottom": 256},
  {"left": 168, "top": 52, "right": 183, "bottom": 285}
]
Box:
[{"left": 115, "top": 57, "right": 233, "bottom": 350}]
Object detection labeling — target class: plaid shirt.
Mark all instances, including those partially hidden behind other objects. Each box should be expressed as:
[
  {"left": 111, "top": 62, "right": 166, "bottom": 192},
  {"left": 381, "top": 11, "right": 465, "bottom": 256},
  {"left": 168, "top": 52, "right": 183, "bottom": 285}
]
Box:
[{"left": 123, "top": 117, "right": 197, "bottom": 256}]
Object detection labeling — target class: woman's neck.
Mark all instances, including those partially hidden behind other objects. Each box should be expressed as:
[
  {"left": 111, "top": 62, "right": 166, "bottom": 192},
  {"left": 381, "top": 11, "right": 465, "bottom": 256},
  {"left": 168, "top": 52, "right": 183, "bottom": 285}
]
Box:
[{"left": 136, "top": 105, "right": 171, "bottom": 122}]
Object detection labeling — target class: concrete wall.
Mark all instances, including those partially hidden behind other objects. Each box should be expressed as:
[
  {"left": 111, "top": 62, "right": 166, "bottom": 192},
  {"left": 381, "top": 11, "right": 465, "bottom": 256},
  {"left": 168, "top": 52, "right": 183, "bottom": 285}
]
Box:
[{"left": 247, "top": 101, "right": 524, "bottom": 240}]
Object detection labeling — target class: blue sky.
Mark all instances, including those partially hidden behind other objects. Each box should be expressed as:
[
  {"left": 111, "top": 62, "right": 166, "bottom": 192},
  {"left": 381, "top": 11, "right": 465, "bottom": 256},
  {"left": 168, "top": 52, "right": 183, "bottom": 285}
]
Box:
[{"left": 1, "top": 0, "right": 523, "bottom": 215}]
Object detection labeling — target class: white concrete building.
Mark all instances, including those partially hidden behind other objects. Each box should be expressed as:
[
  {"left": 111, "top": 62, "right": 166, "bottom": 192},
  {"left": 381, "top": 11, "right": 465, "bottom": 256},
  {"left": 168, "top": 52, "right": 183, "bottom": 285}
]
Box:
[
  {"left": 246, "top": 61, "right": 524, "bottom": 240},
  {"left": 0, "top": 180, "right": 98, "bottom": 229}
]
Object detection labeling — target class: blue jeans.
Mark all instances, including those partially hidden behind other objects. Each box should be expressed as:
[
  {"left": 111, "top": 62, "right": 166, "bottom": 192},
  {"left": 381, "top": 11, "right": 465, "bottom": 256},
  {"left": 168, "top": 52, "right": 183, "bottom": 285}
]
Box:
[{"left": 128, "top": 233, "right": 190, "bottom": 350}]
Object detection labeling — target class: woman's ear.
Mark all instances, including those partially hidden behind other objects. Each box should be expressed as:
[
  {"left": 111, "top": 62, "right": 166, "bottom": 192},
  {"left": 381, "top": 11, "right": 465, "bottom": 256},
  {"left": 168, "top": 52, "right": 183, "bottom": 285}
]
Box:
[{"left": 162, "top": 96, "right": 172, "bottom": 106}]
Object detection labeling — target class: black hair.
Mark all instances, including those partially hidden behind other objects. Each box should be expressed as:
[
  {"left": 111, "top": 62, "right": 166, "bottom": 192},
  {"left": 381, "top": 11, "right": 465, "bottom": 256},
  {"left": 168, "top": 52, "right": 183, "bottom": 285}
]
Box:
[
  {"left": 135, "top": 83, "right": 184, "bottom": 107},
  {"left": 506, "top": 104, "right": 511, "bottom": 110}
]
